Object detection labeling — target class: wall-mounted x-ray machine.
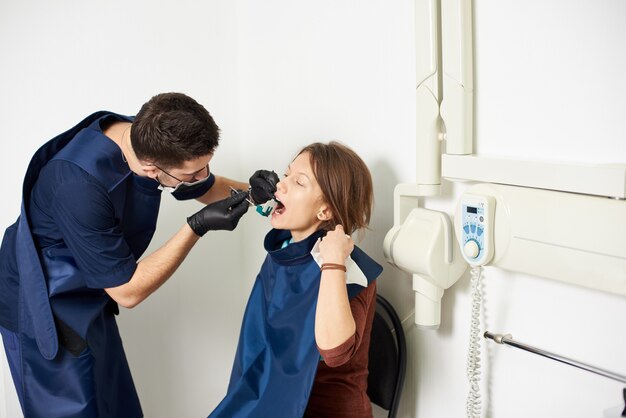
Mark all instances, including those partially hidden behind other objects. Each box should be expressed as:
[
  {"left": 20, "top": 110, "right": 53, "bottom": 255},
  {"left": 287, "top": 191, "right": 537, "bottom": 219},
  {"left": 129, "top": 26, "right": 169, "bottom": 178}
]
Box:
[
  {"left": 381, "top": 1, "right": 626, "bottom": 417},
  {"left": 383, "top": 2, "right": 626, "bottom": 415},
  {"left": 383, "top": 0, "right": 626, "bottom": 330}
]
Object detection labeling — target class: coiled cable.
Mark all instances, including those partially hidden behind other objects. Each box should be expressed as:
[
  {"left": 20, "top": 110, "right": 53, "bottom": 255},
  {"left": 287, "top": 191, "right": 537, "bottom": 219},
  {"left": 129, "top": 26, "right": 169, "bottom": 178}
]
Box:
[{"left": 466, "top": 265, "right": 483, "bottom": 418}]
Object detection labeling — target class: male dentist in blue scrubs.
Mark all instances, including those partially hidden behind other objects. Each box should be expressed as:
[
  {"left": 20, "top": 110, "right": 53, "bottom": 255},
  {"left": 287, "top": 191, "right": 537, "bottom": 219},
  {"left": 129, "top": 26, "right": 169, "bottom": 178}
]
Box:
[{"left": 0, "top": 92, "right": 279, "bottom": 418}]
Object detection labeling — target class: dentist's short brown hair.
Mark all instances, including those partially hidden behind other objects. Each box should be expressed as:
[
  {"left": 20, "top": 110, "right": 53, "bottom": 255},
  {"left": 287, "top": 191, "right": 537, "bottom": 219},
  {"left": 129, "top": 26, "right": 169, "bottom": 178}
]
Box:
[
  {"left": 131, "top": 92, "right": 220, "bottom": 168},
  {"left": 297, "top": 141, "right": 373, "bottom": 234}
]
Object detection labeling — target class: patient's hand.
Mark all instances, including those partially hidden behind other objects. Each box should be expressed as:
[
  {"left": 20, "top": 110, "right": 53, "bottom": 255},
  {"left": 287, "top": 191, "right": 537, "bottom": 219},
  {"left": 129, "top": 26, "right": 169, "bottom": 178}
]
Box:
[{"left": 319, "top": 225, "right": 353, "bottom": 265}]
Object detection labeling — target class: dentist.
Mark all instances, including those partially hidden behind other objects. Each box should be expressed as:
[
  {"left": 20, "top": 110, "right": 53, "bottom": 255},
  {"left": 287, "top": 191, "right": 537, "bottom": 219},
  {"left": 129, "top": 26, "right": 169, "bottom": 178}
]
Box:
[{"left": 0, "top": 92, "right": 278, "bottom": 418}]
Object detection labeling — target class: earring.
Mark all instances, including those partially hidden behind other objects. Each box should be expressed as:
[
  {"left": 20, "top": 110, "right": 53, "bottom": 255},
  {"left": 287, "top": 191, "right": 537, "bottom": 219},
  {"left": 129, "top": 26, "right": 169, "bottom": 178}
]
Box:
[{"left": 317, "top": 211, "right": 325, "bottom": 220}]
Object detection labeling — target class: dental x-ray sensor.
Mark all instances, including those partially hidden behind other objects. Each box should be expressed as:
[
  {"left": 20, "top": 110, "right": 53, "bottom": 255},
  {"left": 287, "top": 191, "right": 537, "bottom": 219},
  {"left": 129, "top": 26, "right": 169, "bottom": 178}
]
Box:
[{"left": 256, "top": 199, "right": 277, "bottom": 216}]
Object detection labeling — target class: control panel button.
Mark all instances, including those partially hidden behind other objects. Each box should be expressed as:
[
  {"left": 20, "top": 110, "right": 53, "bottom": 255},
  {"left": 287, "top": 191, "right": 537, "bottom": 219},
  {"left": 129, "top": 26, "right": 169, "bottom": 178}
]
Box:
[{"left": 463, "top": 240, "right": 480, "bottom": 259}]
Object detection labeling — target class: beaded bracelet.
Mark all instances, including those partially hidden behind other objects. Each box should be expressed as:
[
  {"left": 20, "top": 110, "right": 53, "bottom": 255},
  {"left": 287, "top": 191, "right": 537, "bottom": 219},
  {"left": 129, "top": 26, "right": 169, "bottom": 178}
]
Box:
[{"left": 320, "top": 263, "right": 347, "bottom": 272}]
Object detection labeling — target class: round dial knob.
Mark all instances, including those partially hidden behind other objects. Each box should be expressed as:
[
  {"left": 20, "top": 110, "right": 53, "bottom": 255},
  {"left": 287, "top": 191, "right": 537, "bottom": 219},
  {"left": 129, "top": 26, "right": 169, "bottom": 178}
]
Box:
[{"left": 463, "top": 240, "right": 480, "bottom": 259}]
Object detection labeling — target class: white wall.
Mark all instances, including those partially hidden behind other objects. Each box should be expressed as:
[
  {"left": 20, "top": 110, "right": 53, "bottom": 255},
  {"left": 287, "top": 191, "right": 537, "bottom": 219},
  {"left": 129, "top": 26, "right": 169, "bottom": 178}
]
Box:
[{"left": 2, "top": 1, "right": 625, "bottom": 418}]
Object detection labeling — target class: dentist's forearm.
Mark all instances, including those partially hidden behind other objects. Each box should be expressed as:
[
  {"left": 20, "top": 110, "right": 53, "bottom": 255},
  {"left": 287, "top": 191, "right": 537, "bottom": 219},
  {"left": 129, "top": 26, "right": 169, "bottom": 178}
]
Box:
[{"left": 105, "top": 224, "right": 200, "bottom": 308}]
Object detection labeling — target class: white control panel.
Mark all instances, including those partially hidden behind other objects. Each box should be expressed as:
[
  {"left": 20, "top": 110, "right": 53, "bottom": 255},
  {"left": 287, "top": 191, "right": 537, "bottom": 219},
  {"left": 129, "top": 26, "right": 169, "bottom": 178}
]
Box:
[{"left": 458, "top": 193, "right": 495, "bottom": 266}]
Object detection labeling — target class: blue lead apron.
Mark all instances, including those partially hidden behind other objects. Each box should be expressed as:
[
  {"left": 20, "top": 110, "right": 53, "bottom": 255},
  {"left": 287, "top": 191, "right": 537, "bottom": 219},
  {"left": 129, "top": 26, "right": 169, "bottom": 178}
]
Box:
[
  {"left": 209, "top": 229, "right": 382, "bottom": 418},
  {"left": 1, "top": 112, "right": 160, "bottom": 417}
]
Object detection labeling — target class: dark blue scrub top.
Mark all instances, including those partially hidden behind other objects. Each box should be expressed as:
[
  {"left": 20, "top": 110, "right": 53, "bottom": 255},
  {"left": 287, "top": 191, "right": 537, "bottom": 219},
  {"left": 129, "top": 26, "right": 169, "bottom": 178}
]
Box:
[
  {"left": 0, "top": 113, "right": 213, "bottom": 334},
  {"left": 30, "top": 115, "right": 151, "bottom": 287}
]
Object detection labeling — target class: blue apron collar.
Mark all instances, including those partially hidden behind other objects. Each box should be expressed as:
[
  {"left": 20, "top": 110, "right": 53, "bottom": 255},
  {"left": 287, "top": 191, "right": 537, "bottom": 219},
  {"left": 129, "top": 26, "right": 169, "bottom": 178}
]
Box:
[
  {"left": 21, "top": 111, "right": 115, "bottom": 211},
  {"left": 264, "top": 229, "right": 325, "bottom": 266},
  {"left": 263, "top": 228, "right": 383, "bottom": 291},
  {"left": 52, "top": 114, "right": 139, "bottom": 194}
]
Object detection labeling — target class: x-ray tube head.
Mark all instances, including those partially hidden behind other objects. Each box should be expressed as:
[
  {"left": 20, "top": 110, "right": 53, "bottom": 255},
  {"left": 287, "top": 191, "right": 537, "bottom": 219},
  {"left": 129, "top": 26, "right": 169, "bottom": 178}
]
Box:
[{"left": 383, "top": 208, "right": 467, "bottom": 329}]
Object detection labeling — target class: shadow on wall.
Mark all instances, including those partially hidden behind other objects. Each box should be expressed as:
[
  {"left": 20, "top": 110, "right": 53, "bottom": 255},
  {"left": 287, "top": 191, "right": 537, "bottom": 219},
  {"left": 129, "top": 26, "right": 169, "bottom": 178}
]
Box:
[
  {"left": 366, "top": 158, "right": 417, "bottom": 418},
  {"left": 364, "top": 158, "right": 414, "bottom": 313}
]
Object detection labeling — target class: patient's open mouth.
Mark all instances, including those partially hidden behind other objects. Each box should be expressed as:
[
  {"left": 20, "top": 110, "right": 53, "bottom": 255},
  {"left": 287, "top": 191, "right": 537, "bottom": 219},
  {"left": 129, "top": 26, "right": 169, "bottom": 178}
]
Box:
[{"left": 274, "top": 201, "right": 285, "bottom": 215}]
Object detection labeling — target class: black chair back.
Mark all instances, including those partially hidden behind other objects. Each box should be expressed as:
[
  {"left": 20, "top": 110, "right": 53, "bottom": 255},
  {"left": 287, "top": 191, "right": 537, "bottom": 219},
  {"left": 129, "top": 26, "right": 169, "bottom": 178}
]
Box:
[{"left": 367, "top": 294, "right": 407, "bottom": 418}]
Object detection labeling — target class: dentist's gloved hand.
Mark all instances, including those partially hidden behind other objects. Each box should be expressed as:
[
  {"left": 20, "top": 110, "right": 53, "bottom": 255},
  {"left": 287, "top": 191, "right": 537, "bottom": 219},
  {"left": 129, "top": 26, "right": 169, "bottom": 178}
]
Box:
[
  {"left": 249, "top": 170, "right": 279, "bottom": 204},
  {"left": 187, "top": 191, "right": 249, "bottom": 237}
]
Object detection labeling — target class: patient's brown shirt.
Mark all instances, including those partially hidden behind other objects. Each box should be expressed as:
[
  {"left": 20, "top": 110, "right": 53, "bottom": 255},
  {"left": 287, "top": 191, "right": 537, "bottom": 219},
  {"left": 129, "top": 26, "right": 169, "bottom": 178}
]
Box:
[{"left": 304, "top": 281, "right": 377, "bottom": 418}]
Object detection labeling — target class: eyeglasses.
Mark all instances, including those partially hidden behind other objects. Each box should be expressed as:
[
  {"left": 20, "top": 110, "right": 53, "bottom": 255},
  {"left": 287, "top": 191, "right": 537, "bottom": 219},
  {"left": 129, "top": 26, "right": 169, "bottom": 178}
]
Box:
[{"left": 154, "top": 163, "right": 211, "bottom": 193}]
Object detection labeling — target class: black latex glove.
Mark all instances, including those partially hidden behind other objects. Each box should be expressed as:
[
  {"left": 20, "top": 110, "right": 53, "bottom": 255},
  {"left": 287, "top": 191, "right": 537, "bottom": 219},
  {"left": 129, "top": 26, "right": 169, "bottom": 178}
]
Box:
[
  {"left": 249, "top": 170, "right": 279, "bottom": 204},
  {"left": 187, "top": 191, "right": 249, "bottom": 237}
]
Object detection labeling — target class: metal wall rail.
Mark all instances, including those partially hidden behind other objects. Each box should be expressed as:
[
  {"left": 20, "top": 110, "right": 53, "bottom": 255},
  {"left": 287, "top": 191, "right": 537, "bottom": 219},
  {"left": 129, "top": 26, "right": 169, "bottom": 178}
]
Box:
[{"left": 484, "top": 331, "right": 626, "bottom": 384}]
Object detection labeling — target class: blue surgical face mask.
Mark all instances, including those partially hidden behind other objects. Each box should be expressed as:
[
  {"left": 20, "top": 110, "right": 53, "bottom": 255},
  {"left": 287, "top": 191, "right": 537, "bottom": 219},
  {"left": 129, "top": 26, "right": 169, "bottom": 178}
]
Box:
[
  {"left": 156, "top": 174, "right": 212, "bottom": 194},
  {"left": 154, "top": 163, "right": 211, "bottom": 194}
]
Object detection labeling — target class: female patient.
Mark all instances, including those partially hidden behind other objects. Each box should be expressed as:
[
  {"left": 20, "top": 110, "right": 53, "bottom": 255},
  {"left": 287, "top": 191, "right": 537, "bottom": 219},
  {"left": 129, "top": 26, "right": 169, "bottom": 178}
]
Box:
[{"left": 209, "top": 141, "right": 382, "bottom": 418}]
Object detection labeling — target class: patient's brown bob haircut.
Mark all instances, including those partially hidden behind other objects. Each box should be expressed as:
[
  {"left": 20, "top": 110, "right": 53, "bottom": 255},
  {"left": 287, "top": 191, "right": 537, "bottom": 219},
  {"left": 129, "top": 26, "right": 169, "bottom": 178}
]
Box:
[{"left": 296, "top": 141, "right": 373, "bottom": 234}]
